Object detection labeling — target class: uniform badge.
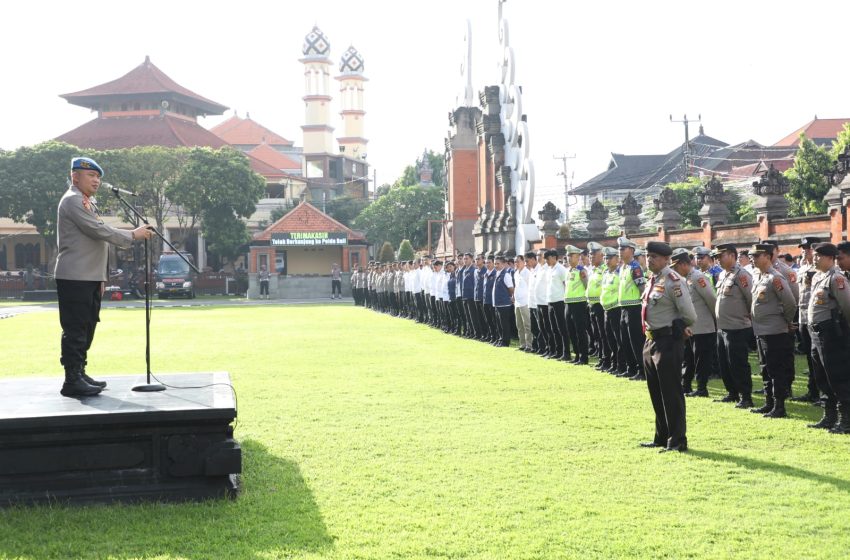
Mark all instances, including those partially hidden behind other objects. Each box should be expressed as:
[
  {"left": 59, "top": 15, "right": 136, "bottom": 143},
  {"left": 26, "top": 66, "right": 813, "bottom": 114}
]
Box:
[
  {"left": 674, "top": 286, "right": 682, "bottom": 297},
  {"left": 773, "top": 278, "right": 783, "bottom": 292},
  {"left": 697, "top": 278, "right": 706, "bottom": 288},
  {"left": 668, "top": 272, "right": 680, "bottom": 281},
  {"left": 739, "top": 275, "right": 749, "bottom": 288},
  {"left": 757, "top": 291, "right": 767, "bottom": 302},
  {"left": 837, "top": 277, "right": 846, "bottom": 290},
  {"left": 789, "top": 272, "right": 797, "bottom": 283}
]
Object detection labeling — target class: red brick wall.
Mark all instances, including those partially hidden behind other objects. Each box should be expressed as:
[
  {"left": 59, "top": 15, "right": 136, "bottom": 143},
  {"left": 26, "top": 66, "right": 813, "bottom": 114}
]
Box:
[{"left": 448, "top": 149, "right": 479, "bottom": 221}]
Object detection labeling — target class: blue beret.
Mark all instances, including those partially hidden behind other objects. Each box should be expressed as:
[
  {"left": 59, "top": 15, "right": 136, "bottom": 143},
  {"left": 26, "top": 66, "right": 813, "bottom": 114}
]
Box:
[{"left": 71, "top": 157, "right": 103, "bottom": 177}]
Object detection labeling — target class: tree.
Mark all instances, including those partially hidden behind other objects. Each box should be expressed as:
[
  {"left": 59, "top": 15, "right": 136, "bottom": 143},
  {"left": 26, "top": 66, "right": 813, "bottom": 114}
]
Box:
[
  {"left": 644, "top": 178, "right": 757, "bottom": 228},
  {"left": 269, "top": 204, "right": 294, "bottom": 224},
  {"left": 1, "top": 141, "right": 82, "bottom": 261},
  {"left": 784, "top": 134, "right": 834, "bottom": 217},
  {"left": 832, "top": 123, "right": 850, "bottom": 157},
  {"left": 169, "top": 147, "right": 266, "bottom": 265},
  {"left": 325, "top": 196, "right": 371, "bottom": 227},
  {"left": 398, "top": 239, "right": 414, "bottom": 261},
  {"left": 354, "top": 185, "right": 445, "bottom": 249},
  {"left": 378, "top": 241, "right": 395, "bottom": 263}
]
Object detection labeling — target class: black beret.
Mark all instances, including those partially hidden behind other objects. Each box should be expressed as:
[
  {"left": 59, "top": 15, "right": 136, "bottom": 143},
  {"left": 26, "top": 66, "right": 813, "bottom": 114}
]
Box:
[
  {"left": 749, "top": 243, "right": 774, "bottom": 255},
  {"left": 799, "top": 237, "right": 821, "bottom": 248},
  {"left": 837, "top": 241, "right": 850, "bottom": 255},
  {"left": 814, "top": 243, "right": 838, "bottom": 257},
  {"left": 645, "top": 241, "right": 672, "bottom": 257}
]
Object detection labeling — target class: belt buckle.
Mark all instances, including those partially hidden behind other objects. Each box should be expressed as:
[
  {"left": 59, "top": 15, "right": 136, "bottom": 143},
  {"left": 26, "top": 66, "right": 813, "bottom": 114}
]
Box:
[{"left": 646, "top": 330, "right": 654, "bottom": 340}]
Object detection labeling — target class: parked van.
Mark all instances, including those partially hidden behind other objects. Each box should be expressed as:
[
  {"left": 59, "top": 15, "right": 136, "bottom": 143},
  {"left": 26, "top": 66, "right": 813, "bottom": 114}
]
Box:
[{"left": 155, "top": 252, "right": 196, "bottom": 299}]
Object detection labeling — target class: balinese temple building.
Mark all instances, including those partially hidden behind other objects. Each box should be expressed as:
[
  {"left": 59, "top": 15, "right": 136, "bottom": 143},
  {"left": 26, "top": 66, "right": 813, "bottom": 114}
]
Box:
[{"left": 247, "top": 201, "right": 367, "bottom": 298}]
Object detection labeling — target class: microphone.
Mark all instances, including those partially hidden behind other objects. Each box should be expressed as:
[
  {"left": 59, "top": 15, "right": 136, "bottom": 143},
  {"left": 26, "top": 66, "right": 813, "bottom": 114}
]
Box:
[{"left": 104, "top": 182, "right": 137, "bottom": 197}]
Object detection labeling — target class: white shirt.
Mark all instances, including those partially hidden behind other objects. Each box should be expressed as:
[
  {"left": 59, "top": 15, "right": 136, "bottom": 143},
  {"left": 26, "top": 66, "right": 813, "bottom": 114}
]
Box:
[
  {"left": 547, "top": 262, "right": 567, "bottom": 303},
  {"left": 527, "top": 264, "right": 538, "bottom": 307},
  {"left": 421, "top": 267, "right": 432, "bottom": 294},
  {"left": 533, "top": 263, "right": 550, "bottom": 306},
  {"left": 411, "top": 268, "right": 422, "bottom": 292},
  {"left": 514, "top": 267, "right": 530, "bottom": 307},
  {"left": 429, "top": 269, "right": 439, "bottom": 296},
  {"left": 437, "top": 271, "right": 449, "bottom": 301}
]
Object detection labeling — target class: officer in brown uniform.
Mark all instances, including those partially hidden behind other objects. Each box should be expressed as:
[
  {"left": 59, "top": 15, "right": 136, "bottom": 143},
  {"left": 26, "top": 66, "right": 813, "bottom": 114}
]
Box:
[
  {"left": 639, "top": 241, "right": 697, "bottom": 452},
  {"left": 807, "top": 243, "right": 850, "bottom": 433},
  {"left": 713, "top": 243, "right": 754, "bottom": 409},
  {"left": 748, "top": 244, "right": 797, "bottom": 418}
]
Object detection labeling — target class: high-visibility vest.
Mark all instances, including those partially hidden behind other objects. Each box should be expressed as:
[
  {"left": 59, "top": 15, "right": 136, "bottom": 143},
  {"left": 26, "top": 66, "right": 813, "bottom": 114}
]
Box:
[
  {"left": 618, "top": 259, "right": 643, "bottom": 307},
  {"left": 565, "top": 266, "right": 587, "bottom": 303},
  {"left": 586, "top": 264, "right": 604, "bottom": 303},
  {"left": 600, "top": 267, "right": 621, "bottom": 310}
]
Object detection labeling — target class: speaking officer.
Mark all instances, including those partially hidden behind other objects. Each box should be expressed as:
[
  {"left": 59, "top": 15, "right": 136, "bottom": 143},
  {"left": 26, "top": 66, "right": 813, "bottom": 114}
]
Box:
[
  {"left": 748, "top": 244, "right": 797, "bottom": 418},
  {"left": 671, "top": 248, "right": 717, "bottom": 397},
  {"left": 564, "top": 245, "right": 589, "bottom": 364},
  {"left": 617, "top": 237, "right": 646, "bottom": 380},
  {"left": 807, "top": 243, "right": 850, "bottom": 433},
  {"left": 713, "top": 243, "right": 754, "bottom": 408},
  {"left": 55, "top": 157, "right": 153, "bottom": 397},
  {"left": 639, "top": 242, "right": 697, "bottom": 452}
]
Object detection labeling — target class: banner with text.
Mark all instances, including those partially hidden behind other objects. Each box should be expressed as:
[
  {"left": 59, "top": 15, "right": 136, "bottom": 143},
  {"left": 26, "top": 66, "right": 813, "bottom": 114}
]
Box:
[{"left": 271, "top": 232, "right": 348, "bottom": 247}]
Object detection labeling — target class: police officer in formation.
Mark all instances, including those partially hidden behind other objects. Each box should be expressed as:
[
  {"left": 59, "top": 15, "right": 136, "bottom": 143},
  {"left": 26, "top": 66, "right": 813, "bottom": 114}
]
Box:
[{"left": 360, "top": 235, "right": 850, "bottom": 446}]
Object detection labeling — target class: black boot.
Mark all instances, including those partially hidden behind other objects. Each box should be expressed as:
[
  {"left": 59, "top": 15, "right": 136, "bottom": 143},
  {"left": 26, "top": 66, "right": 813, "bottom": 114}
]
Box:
[
  {"left": 688, "top": 386, "right": 709, "bottom": 398},
  {"left": 60, "top": 367, "right": 102, "bottom": 397},
  {"left": 763, "top": 397, "right": 787, "bottom": 418},
  {"left": 80, "top": 362, "right": 107, "bottom": 388},
  {"left": 808, "top": 400, "right": 838, "bottom": 429},
  {"left": 751, "top": 395, "right": 774, "bottom": 414},
  {"left": 714, "top": 393, "right": 739, "bottom": 403},
  {"left": 735, "top": 394, "right": 754, "bottom": 409},
  {"left": 829, "top": 402, "right": 850, "bottom": 434}
]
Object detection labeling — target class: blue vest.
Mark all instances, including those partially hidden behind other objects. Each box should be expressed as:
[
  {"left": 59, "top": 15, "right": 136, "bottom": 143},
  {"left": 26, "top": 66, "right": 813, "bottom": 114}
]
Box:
[
  {"left": 484, "top": 268, "right": 497, "bottom": 305},
  {"left": 462, "top": 265, "right": 476, "bottom": 299},
  {"left": 447, "top": 273, "right": 457, "bottom": 301},
  {"left": 475, "top": 266, "right": 486, "bottom": 302},
  {"left": 493, "top": 269, "right": 512, "bottom": 307}
]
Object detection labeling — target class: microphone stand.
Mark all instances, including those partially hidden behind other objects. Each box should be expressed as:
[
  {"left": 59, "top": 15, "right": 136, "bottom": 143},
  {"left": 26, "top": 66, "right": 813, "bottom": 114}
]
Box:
[{"left": 111, "top": 189, "right": 200, "bottom": 393}]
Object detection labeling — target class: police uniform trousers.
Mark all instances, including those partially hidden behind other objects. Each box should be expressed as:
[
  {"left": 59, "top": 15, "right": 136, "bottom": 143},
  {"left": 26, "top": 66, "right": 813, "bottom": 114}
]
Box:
[
  {"left": 604, "top": 307, "right": 625, "bottom": 372},
  {"left": 755, "top": 333, "right": 795, "bottom": 399},
  {"left": 548, "top": 301, "right": 570, "bottom": 358},
  {"left": 496, "top": 305, "right": 513, "bottom": 346},
  {"left": 483, "top": 303, "right": 497, "bottom": 340},
  {"left": 682, "top": 332, "right": 717, "bottom": 390},
  {"left": 589, "top": 303, "right": 607, "bottom": 362},
  {"left": 717, "top": 328, "right": 753, "bottom": 397},
  {"left": 57, "top": 279, "right": 102, "bottom": 372},
  {"left": 799, "top": 322, "right": 819, "bottom": 398},
  {"left": 529, "top": 306, "right": 542, "bottom": 351},
  {"left": 643, "top": 329, "right": 687, "bottom": 448},
  {"left": 620, "top": 305, "right": 645, "bottom": 374},
  {"left": 537, "top": 304, "right": 552, "bottom": 354},
  {"left": 463, "top": 298, "right": 479, "bottom": 338},
  {"left": 566, "top": 301, "right": 589, "bottom": 360},
  {"left": 809, "top": 321, "right": 850, "bottom": 405}
]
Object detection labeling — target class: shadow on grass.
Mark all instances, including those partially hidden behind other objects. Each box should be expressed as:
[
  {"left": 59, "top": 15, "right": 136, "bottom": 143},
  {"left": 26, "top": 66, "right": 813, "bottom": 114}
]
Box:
[
  {"left": 0, "top": 439, "right": 333, "bottom": 559},
  {"left": 689, "top": 449, "right": 850, "bottom": 493}
]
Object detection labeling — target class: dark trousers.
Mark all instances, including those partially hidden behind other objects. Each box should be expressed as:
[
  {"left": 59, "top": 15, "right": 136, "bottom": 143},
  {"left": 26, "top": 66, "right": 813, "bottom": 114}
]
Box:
[
  {"left": 464, "top": 299, "right": 480, "bottom": 338},
  {"left": 810, "top": 323, "right": 850, "bottom": 403},
  {"left": 683, "top": 332, "right": 717, "bottom": 390},
  {"left": 57, "top": 279, "right": 102, "bottom": 371},
  {"left": 259, "top": 280, "right": 269, "bottom": 296},
  {"left": 484, "top": 304, "right": 497, "bottom": 340},
  {"left": 605, "top": 307, "right": 625, "bottom": 371},
  {"left": 756, "top": 333, "right": 795, "bottom": 399},
  {"left": 496, "top": 305, "right": 513, "bottom": 345},
  {"left": 415, "top": 292, "right": 425, "bottom": 321},
  {"left": 548, "top": 301, "right": 569, "bottom": 358},
  {"left": 331, "top": 279, "right": 341, "bottom": 296},
  {"left": 717, "top": 328, "right": 752, "bottom": 397},
  {"left": 530, "top": 307, "right": 542, "bottom": 351},
  {"left": 799, "top": 323, "right": 819, "bottom": 397},
  {"left": 620, "top": 305, "right": 644, "bottom": 375},
  {"left": 566, "top": 301, "right": 589, "bottom": 359},
  {"left": 475, "top": 301, "right": 488, "bottom": 339},
  {"left": 643, "top": 334, "right": 687, "bottom": 448},
  {"left": 538, "top": 304, "right": 553, "bottom": 353},
  {"left": 589, "top": 303, "right": 606, "bottom": 361}
]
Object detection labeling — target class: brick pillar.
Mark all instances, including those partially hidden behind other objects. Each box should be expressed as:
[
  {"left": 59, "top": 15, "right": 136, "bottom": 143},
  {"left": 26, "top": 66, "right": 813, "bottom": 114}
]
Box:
[
  {"left": 341, "top": 246, "right": 350, "bottom": 272},
  {"left": 702, "top": 222, "right": 713, "bottom": 249},
  {"left": 758, "top": 215, "right": 770, "bottom": 242}
]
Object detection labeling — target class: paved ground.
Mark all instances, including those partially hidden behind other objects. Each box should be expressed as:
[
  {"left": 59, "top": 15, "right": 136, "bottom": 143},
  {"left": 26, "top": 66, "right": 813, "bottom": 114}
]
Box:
[{"left": 0, "top": 297, "right": 352, "bottom": 319}]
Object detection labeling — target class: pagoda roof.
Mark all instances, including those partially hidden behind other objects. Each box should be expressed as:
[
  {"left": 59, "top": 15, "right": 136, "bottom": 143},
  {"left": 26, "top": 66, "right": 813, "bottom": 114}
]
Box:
[
  {"left": 773, "top": 117, "right": 850, "bottom": 147},
  {"left": 253, "top": 201, "right": 365, "bottom": 241},
  {"left": 247, "top": 143, "right": 301, "bottom": 171},
  {"left": 60, "top": 56, "right": 227, "bottom": 116},
  {"left": 56, "top": 114, "right": 229, "bottom": 150},
  {"left": 211, "top": 115, "right": 293, "bottom": 146}
]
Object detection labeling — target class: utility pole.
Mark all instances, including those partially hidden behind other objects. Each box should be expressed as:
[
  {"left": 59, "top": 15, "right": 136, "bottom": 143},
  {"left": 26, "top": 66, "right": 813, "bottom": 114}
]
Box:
[
  {"left": 669, "top": 114, "right": 700, "bottom": 180},
  {"left": 554, "top": 153, "right": 576, "bottom": 221}
]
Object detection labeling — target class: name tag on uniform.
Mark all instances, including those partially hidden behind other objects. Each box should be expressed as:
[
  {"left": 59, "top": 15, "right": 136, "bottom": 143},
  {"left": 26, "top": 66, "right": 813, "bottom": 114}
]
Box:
[{"left": 757, "top": 291, "right": 767, "bottom": 302}]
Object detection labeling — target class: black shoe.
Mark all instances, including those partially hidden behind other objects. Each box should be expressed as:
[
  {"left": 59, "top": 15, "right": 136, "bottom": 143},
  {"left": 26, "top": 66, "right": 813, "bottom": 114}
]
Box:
[
  {"left": 60, "top": 368, "right": 102, "bottom": 397},
  {"left": 660, "top": 442, "right": 688, "bottom": 453},
  {"left": 808, "top": 403, "right": 838, "bottom": 429},
  {"left": 751, "top": 399, "right": 774, "bottom": 414},
  {"left": 714, "top": 394, "right": 739, "bottom": 403},
  {"left": 81, "top": 371, "right": 107, "bottom": 389},
  {"left": 763, "top": 399, "right": 787, "bottom": 418},
  {"left": 682, "top": 385, "right": 693, "bottom": 395},
  {"left": 569, "top": 356, "right": 581, "bottom": 364},
  {"left": 829, "top": 402, "right": 850, "bottom": 434},
  {"left": 791, "top": 393, "right": 817, "bottom": 403},
  {"left": 735, "top": 397, "right": 754, "bottom": 409},
  {"left": 639, "top": 441, "right": 664, "bottom": 448},
  {"left": 687, "top": 388, "right": 709, "bottom": 398},
  {"left": 629, "top": 373, "right": 646, "bottom": 381},
  {"left": 577, "top": 356, "right": 589, "bottom": 365}
]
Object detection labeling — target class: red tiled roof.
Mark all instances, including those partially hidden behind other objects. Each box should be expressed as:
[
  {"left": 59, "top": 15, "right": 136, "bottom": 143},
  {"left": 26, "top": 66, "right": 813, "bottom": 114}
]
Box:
[
  {"left": 254, "top": 201, "right": 365, "bottom": 241},
  {"left": 246, "top": 153, "right": 288, "bottom": 180},
  {"left": 55, "top": 115, "right": 229, "bottom": 150},
  {"left": 774, "top": 118, "right": 850, "bottom": 146},
  {"left": 61, "top": 57, "right": 227, "bottom": 115},
  {"left": 247, "top": 143, "right": 301, "bottom": 171},
  {"left": 211, "top": 115, "right": 293, "bottom": 146}
]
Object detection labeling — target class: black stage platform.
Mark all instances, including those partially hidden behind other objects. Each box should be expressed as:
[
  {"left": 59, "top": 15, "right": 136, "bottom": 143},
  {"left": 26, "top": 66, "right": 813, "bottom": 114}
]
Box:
[{"left": 0, "top": 372, "right": 241, "bottom": 506}]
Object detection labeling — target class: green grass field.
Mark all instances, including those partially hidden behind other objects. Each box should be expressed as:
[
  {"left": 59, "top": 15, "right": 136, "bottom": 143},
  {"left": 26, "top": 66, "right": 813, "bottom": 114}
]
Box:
[{"left": 1, "top": 304, "right": 848, "bottom": 560}]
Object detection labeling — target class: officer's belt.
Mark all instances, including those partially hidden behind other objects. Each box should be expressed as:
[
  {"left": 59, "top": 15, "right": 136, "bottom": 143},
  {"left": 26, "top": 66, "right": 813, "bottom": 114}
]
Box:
[
  {"left": 811, "top": 320, "right": 839, "bottom": 333},
  {"left": 646, "top": 326, "right": 673, "bottom": 340}
]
